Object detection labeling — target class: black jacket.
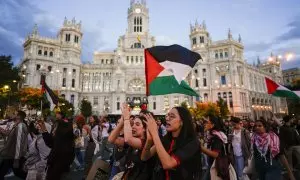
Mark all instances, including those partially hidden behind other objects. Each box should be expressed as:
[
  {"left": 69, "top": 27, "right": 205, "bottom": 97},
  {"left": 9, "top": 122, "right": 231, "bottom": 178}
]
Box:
[{"left": 42, "top": 119, "right": 75, "bottom": 170}]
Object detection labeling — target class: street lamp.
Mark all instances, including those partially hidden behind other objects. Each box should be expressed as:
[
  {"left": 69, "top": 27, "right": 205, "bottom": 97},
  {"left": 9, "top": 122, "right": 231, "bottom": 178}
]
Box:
[
  {"left": 3, "top": 85, "right": 9, "bottom": 90},
  {"left": 286, "top": 53, "right": 294, "bottom": 61},
  {"left": 3, "top": 85, "right": 11, "bottom": 106}
]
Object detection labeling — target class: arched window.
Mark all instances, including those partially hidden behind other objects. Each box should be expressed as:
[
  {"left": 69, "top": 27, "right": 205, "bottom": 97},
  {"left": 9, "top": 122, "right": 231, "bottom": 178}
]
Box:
[
  {"left": 140, "top": 56, "right": 143, "bottom": 63},
  {"left": 49, "top": 52, "right": 53, "bottom": 57},
  {"left": 224, "top": 51, "right": 228, "bottom": 58},
  {"left": 215, "top": 51, "right": 219, "bottom": 59},
  {"left": 65, "top": 34, "right": 70, "bottom": 42},
  {"left": 72, "top": 79, "right": 75, "bottom": 88},
  {"left": 223, "top": 92, "right": 227, "bottom": 99},
  {"left": 220, "top": 52, "right": 223, "bottom": 59},
  {"left": 204, "top": 93, "right": 208, "bottom": 102},
  {"left": 44, "top": 51, "right": 48, "bottom": 56},
  {"left": 62, "top": 78, "right": 66, "bottom": 87},
  {"left": 192, "top": 38, "right": 197, "bottom": 45},
  {"left": 61, "top": 94, "right": 65, "bottom": 99},
  {"left": 200, "top": 36, "right": 204, "bottom": 43},
  {"left": 228, "top": 92, "right": 233, "bottom": 107},
  {"left": 203, "top": 78, "right": 207, "bottom": 87},
  {"left": 202, "top": 69, "right": 206, "bottom": 76},
  {"left": 70, "top": 95, "right": 75, "bottom": 105},
  {"left": 38, "top": 50, "right": 42, "bottom": 55}
]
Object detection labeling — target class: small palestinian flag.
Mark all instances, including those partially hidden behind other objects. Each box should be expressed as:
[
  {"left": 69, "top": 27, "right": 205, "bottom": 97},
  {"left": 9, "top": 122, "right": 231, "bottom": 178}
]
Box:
[
  {"left": 145, "top": 44, "right": 201, "bottom": 96},
  {"left": 265, "top": 77, "right": 300, "bottom": 100},
  {"left": 41, "top": 76, "right": 59, "bottom": 110}
]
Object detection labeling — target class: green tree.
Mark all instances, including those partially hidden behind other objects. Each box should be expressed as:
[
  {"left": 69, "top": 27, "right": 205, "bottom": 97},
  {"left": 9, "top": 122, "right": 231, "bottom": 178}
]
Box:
[
  {"left": 0, "top": 55, "right": 20, "bottom": 118},
  {"left": 0, "top": 55, "right": 20, "bottom": 87},
  {"left": 217, "top": 97, "right": 230, "bottom": 119},
  {"left": 58, "top": 98, "right": 74, "bottom": 118},
  {"left": 80, "top": 99, "right": 92, "bottom": 118}
]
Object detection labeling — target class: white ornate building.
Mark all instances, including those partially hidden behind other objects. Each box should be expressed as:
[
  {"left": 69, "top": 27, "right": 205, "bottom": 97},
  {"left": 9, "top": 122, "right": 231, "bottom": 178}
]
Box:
[{"left": 20, "top": 0, "right": 287, "bottom": 119}]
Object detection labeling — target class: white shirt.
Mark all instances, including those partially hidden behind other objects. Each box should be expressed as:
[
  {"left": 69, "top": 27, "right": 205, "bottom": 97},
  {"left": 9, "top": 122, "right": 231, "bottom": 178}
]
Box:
[
  {"left": 232, "top": 130, "right": 242, "bottom": 156},
  {"left": 91, "top": 125, "right": 100, "bottom": 144},
  {"left": 101, "top": 122, "right": 109, "bottom": 138}
]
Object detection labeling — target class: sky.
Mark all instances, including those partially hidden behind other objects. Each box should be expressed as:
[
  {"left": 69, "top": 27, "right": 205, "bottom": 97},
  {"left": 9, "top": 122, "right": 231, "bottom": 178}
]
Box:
[{"left": 0, "top": 0, "right": 300, "bottom": 70}]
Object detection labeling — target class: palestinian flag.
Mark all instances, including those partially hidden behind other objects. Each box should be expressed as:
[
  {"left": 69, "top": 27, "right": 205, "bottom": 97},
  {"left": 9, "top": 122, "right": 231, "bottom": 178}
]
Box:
[
  {"left": 41, "top": 76, "right": 59, "bottom": 110},
  {"left": 145, "top": 44, "right": 201, "bottom": 96},
  {"left": 265, "top": 77, "right": 300, "bottom": 100}
]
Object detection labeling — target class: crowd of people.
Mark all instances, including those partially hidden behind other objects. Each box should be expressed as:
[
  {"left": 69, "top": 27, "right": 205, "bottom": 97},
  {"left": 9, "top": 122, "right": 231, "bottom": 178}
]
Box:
[{"left": 0, "top": 103, "right": 299, "bottom": 180}]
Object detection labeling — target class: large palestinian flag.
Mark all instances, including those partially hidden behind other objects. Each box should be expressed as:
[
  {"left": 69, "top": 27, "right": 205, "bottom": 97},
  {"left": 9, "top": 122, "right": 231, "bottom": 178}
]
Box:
[
  {"left": 265, "top": 77, "right": 300, "bottom": 100},
  {"left": 145, "top": 44, "right": 201, "bottom": 96}
]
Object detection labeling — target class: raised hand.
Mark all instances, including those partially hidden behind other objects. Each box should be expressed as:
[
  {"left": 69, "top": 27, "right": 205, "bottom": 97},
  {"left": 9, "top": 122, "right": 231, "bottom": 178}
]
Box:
[
  {"left": 121, "top": 103, "right": 131, "bottom": 120},
  {"left": 144, "top": 113, "right": 158, "bottom": 136},
  {"left": 143, "top": 120, "right": 153, "bottom": 141}
]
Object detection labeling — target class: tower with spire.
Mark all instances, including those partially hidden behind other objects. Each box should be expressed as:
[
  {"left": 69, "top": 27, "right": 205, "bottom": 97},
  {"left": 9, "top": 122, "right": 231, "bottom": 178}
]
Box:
[
  {"left": 58, "top": 17, "right": 83, "bottom": 65},
  {"left": 127, "top": 0, "right": 149, "bottom": 34},
  {"left": 189, "top": 20, "right": 210, "bottom": 51},
  {"left": 228, "top": 28, "right": 232, "bottom": 40}
]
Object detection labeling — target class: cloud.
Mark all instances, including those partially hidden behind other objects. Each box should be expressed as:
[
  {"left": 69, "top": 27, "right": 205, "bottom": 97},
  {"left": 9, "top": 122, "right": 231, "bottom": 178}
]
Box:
[
  {"left": 155, "top": 35, "right": 178, "bottom": 46},
  {"left": 0, "top": 0, "right": 56, "bottom": 64},
  {"left": 244, "top": 14, "right": 300, "bottom": 69},
  {"left": 244, "top": 41, "right": 273, "bottom": 53},
  {"left": 277, "top": 14, "right": 300, "bottom": 41},
  {"left": 80, "top": 20, "right": 108, "bottom": 62}
]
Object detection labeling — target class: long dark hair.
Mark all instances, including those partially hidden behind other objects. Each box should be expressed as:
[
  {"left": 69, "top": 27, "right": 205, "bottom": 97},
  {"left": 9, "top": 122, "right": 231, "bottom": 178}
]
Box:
[
  {"left": 173, "top": 106, "right": 196, "bottom": 141},
  {"left": 166, "top": 107, "right": 201, "bottom": 179},
  {"left": 90, "top": 115, "right": 99, "bottom": 128},
  {"left": 209, "top": 115, "right": 225, "bottom": 132},
  {"left": 133, "top": 115, "right": 147, "bottom": 139},
  {"left": 255, "top": 119, "right": 270, "bottom": 133}
]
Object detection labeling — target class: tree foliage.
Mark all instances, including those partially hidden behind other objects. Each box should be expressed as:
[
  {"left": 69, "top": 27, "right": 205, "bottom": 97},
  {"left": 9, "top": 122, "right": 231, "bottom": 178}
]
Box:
[
  {"left": 58, "top": 98, "right": 74, "bottom": 118},
  {"left": 189, "top": 101, "right": 220, "bottom": 121},
  {"left": 80, "top": 99, "right": 92, "bottom": 118},
  {"left": 0, "top": 55, "right": 20, "bottom": 117},
  {"left": 18, "top": 88, "right": 43, "bottom": 109},
  {"left": 0, "top": 55, "right": 20, "bottom": 88},
  {"left": 217, "top": 98, "right": 230, "bottom": 119}
]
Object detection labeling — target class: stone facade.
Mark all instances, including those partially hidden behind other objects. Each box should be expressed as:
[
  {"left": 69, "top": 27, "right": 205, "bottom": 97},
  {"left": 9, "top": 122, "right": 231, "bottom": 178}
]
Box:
[
  {"left": 282, "top": 68, "right": 300, "bottom": 86},
  {"left": 19, "top": 0, "right": 287, "bottom": 119}
]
